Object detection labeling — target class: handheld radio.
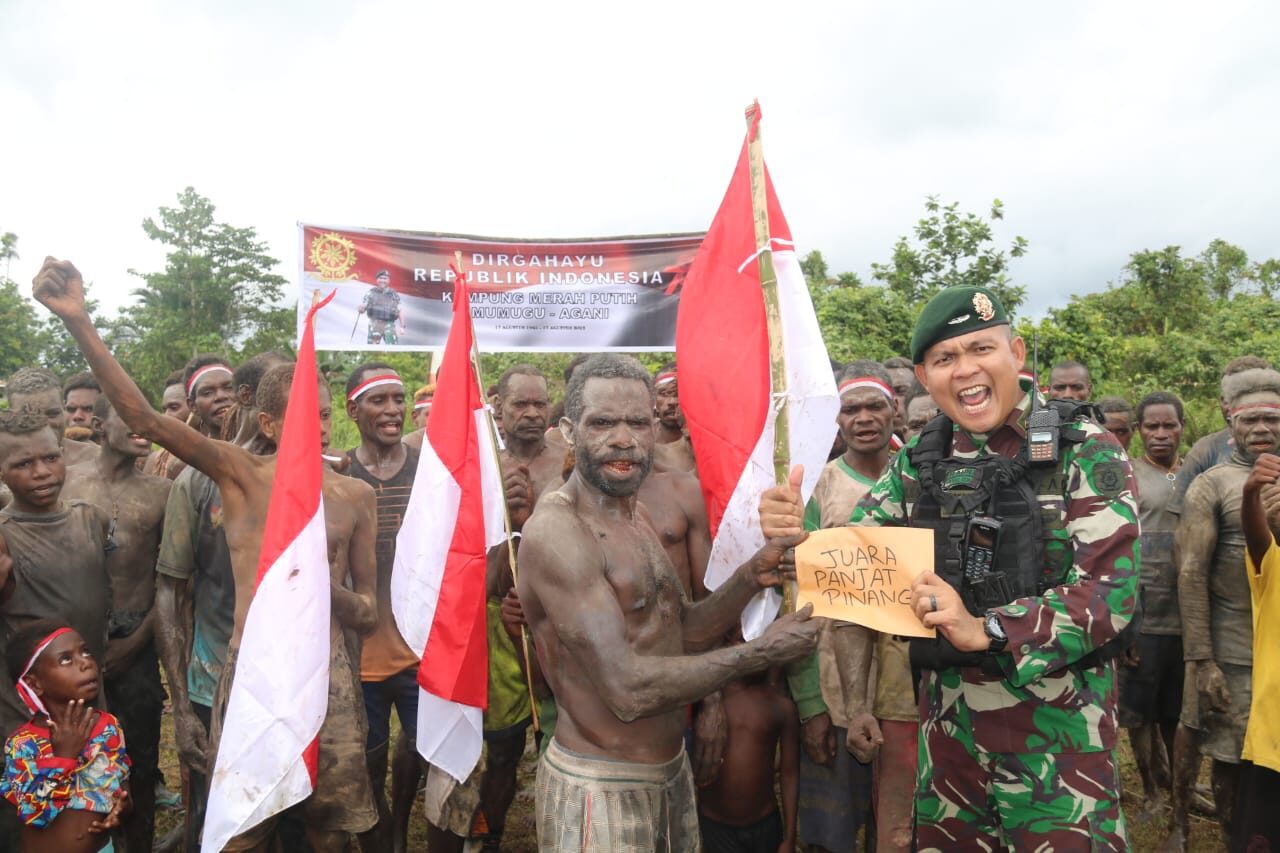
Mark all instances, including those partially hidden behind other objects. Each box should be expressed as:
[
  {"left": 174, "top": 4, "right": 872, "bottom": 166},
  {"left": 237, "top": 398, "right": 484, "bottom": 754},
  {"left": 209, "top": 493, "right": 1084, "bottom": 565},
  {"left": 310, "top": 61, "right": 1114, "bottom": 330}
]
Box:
[{"left": 1026, "top": 333, "right": 1060, "bottom": 466}]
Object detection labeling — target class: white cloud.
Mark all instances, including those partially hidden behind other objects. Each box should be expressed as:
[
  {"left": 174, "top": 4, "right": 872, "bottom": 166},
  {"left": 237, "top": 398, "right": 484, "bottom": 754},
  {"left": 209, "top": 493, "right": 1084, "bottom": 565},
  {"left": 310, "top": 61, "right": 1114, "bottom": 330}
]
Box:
[{"left": 2, "top": 0, "right": 1278, "bottom": 335}]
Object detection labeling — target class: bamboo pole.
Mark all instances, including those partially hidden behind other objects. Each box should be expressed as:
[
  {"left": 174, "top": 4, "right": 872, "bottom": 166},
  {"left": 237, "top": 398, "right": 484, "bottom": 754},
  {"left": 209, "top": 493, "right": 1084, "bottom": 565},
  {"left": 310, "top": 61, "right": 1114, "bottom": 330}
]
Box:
[
  {"left": 743, "top": 102, "right": 796, "bottom": 613},
  {"left": 453, "top": 251, "right": 540, "bottom": 731}
]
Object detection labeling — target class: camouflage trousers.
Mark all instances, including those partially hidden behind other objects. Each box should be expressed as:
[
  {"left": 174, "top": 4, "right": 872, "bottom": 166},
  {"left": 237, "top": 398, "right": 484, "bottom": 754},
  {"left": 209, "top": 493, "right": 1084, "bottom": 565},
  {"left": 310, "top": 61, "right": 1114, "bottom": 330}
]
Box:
[
  {"left": 368, "top": 318, "right": 399, "bottom": 345},
  {"left": 915, "top": 715, "right": 1128, "bottom": 851}
]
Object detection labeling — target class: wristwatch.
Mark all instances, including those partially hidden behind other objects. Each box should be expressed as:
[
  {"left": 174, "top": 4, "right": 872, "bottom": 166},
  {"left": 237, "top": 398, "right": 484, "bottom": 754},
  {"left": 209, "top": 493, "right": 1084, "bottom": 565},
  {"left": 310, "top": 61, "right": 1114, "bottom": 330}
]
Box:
[{"left": 983, "top": 611, "right": 1008, "bottom": 654}]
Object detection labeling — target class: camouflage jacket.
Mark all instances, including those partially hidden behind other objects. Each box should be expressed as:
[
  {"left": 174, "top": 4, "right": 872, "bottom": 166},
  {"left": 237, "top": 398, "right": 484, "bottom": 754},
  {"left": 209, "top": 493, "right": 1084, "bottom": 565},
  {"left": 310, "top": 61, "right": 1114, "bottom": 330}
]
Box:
[
  {"left": 848, "top": 390, "right": 1140, "bottom": 754},
  {"left": 363, "top": 286, "right": 401, "bottom": 321}
]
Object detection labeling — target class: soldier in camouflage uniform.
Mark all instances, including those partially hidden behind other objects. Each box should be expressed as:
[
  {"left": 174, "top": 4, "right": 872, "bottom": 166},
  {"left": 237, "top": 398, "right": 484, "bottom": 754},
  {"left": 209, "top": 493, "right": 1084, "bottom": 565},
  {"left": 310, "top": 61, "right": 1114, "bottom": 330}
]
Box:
[
  {"left": 761, "top": 286, "right": 1138, "bottom": 851},
  {"left": 359, "top": 269, "right": 404, "bottom": 345}
]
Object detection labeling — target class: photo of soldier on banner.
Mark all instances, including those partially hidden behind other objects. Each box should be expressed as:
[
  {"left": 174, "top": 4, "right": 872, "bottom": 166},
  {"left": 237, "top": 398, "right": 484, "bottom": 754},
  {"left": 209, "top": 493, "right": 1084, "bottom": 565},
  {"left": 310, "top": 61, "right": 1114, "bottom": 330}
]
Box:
[{"left": 299, "top": 224, "right": 703, "bottom": 352}]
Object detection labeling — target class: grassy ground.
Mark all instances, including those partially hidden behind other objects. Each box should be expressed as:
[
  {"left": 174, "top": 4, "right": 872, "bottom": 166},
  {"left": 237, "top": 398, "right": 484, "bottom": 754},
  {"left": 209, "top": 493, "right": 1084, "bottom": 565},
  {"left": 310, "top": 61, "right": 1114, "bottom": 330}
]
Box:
[{"left": 155, "top": 703, "right": 1225, "bottom": 852}]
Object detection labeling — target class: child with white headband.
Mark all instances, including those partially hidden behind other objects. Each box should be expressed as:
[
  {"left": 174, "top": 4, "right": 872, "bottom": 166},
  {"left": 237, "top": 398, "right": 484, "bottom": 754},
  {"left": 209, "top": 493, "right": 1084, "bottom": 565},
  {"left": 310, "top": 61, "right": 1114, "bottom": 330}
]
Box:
[{"left": 1, "top": 619, "right": 129, "bottom": 852}]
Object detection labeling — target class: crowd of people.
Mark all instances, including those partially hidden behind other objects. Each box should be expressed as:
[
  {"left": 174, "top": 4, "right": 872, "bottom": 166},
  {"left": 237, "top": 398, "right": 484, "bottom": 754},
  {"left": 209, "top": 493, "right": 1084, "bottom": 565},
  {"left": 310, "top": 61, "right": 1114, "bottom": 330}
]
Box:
[{"left": 0, "top": 259, "right": 1276, "bottom": 852}]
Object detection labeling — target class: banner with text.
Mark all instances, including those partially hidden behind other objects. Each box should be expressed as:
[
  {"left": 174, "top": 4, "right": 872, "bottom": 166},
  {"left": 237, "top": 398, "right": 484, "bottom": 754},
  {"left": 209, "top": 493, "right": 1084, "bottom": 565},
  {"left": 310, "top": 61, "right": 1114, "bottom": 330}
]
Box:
[{"left": 298, "top": 224, "right": 704, "bottom": 352}]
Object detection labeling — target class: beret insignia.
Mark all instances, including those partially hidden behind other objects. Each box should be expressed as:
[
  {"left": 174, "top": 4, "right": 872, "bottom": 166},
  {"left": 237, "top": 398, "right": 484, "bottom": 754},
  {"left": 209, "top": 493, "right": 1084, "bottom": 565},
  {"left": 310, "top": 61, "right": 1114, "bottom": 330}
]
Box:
[{"left": 973, "top": 292, "right": 996, "bottom": 322}]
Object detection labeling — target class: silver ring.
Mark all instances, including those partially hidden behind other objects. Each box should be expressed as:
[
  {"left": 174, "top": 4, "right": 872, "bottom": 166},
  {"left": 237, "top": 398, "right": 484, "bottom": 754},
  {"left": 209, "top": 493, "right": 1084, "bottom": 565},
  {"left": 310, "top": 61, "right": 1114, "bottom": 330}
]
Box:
[{"left": 929, "top": 594, "right": 938, "bottom": 613}]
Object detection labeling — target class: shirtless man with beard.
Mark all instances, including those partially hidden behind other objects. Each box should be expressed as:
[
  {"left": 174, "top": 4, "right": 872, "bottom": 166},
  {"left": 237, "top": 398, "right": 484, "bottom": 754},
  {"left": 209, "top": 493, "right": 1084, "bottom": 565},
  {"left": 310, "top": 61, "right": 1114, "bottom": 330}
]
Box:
[{"left": 518, "top": 354, "right": 817, "bottom": 851}]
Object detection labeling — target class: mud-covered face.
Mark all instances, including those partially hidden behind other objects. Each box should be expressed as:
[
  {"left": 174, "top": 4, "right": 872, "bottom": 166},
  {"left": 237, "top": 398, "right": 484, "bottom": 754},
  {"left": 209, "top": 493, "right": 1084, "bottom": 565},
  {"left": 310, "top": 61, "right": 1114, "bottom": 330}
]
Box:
[
  {"left": 654, "top": 378, "right": 682, "bottom": 429},
  {"left": 905, "top": 394, "right": 940, "bottom": 441},
  {"left": 98, "top": 407, "right": 151, "bottom": 459},
  {"left": 64, "top": 388, "right": 98, "bottom": 430},
  {"left": 1103, "top": 412, "right": 1133, "bottom": 452},
  {"left": 258, "top": 382, "right": 333, "bottom": 452},
  {"left": 916, "top": 327, "right": 1025, "bottom": 435},
  {"left": 885, "top": 366, "right": 913, "bottom": 431},
  {"left": 0, "top": 427, "right": 65, "bottom": 512},
  {"left": 161, "top": 384, "right": 190, "bottom": 422},
  {"left": 1231, "top": 392, "right": 1280, "bottom": 460},
  {"left": 189, "top": 366, "right": 235, "bottom": 432},
  {"left": 567, "top": 377, "right": 655, "bottom": 498},
  {"left": 836, "top": 388, "right": 894, "bottom": 456},
  {"left": 9, "top": 390, "right": 65, "bottom": 434},
  {"left": 1139, "top": 403, "right": 1183, "bottom": 467}
]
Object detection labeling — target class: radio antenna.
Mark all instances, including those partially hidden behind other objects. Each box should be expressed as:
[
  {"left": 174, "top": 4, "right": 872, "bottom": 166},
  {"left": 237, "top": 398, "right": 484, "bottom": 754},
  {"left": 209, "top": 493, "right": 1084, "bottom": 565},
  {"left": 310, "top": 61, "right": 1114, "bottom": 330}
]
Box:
[{"left": 1032, "top": 332, "right": 1041, "bottom": 411}]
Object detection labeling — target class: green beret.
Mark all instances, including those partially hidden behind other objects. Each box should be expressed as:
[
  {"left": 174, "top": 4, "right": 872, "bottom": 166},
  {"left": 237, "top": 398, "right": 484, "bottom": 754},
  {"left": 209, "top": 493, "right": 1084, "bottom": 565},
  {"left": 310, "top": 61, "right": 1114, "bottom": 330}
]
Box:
[{"left": 911, "top": 285, "right": 1010, "bottom": 364}]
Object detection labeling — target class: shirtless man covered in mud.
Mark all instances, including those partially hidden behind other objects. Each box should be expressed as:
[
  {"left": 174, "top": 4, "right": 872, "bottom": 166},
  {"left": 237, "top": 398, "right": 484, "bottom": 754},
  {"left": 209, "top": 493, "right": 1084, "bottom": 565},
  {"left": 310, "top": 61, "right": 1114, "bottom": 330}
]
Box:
[{"left": 518, "top": 354, "right": 818, "bottom": 852}]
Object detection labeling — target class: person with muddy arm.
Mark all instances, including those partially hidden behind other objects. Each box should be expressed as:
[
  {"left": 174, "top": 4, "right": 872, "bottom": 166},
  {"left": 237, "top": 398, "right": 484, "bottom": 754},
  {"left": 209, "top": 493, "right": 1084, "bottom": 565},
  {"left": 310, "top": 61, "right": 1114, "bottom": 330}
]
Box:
[
  {"left": 518, "top": 354, "right": 817, "bottom": 852},
  {"left": 1230, "top": 452, "right": 1280, "bottom": 850},
  {"left": 35, "top": 257, "right": 380, "bottom": 851},
  {"left": 1167, "top": 368, "right": 1280, "bottom": 849}
]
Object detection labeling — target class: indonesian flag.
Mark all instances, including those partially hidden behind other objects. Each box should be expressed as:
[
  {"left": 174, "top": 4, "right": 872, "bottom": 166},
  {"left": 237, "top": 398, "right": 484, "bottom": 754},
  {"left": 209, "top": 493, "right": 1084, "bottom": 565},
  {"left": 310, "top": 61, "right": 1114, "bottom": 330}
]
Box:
[
  {"left": 676, "top": 109, "right": 839, "bottom": 639},
  {"left": 202, "top": 291, "right": 335, "bottom": 851},
  {"left": 392, "top": 269, "right": 506, "bottom": 782}
]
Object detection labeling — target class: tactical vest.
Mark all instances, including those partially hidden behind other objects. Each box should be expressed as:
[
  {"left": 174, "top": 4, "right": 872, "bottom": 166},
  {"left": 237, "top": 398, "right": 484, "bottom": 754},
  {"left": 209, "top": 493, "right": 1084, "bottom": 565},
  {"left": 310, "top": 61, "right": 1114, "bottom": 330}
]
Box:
[
  {"left": 366, "top": 289, "right": 400, "bottom": 321},
  {"left": 905, "top": 400, "right": 1135, "bottom": 674}
]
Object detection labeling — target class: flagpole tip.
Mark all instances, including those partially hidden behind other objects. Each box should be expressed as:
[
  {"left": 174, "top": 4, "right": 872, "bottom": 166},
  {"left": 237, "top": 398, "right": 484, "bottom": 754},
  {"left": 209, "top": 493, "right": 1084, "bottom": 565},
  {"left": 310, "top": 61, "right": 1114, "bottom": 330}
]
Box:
[{"left": 744, "top": 100, "right": 763, "bottom": 142}]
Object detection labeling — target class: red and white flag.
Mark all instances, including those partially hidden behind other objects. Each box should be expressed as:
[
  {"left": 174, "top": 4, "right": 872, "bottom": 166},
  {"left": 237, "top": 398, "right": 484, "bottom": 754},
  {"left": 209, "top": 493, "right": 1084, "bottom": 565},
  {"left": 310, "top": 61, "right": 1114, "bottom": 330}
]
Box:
[
  {"left": 676, "top": 108, "right": 839, "bottom": 639},
  {"left": 203, "top": 292, "right": 335, "bottom": 851},
  {"left": 392, "top": 269, "right": 506, "bottom": 782}
]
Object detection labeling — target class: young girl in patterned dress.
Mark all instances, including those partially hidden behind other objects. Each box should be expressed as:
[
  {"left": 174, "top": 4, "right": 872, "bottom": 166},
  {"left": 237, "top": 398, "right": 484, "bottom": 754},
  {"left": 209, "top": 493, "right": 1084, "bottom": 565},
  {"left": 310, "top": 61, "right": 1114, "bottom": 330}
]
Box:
[{"left": 1, "top": 620, "right": 129, "bottom": 852}]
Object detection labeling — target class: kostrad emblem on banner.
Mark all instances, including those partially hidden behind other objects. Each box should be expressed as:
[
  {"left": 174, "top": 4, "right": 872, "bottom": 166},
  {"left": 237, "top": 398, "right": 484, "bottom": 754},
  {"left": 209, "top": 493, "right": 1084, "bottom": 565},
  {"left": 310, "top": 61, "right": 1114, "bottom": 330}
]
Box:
[{"left": 298, "top": 224, "right": 704, "bottom": 352}]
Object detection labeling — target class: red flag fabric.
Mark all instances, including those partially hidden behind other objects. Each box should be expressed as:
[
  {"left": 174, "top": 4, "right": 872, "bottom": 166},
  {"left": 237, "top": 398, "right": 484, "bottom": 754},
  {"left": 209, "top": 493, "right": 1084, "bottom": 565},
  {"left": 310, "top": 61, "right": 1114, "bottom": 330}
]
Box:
[
  {"left": 676, "top": 120, "right": 839, "bottom": 638},
  {"left": 203, "top": 291, "right": 335, "bottom": 851},
  {"left": 392, "top": 270, "right": 506, "bottom": 782}
]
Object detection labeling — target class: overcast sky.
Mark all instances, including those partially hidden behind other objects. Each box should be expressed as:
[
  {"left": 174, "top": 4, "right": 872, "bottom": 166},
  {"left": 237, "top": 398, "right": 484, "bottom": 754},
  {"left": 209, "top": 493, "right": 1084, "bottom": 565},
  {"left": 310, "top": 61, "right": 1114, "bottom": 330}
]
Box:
[{"left": 4, "top": 0, "right": 1278, "bottom": 323}]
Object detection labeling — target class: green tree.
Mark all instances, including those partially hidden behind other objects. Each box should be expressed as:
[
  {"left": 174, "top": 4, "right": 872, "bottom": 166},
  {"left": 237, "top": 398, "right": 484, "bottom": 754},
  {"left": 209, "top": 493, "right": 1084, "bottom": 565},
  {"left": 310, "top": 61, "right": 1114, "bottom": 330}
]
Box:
[
  {"left": 870, "top": 196, "right": 1028, "bottom": 315},
  {"left": 116, "top": 187, "right": 292, "bottom": 394},
  {"left": 0, "top": 233, "right": 49, "bottom": 382},
  {"left": 1020, "top": 240, "right": 1280, "bottom": 444},
  {"left": 37, "top": 284, "right": 109, "bottom": 378},
  {"left": 803, "top": 199, "right": 1030, "bottom": 364}
]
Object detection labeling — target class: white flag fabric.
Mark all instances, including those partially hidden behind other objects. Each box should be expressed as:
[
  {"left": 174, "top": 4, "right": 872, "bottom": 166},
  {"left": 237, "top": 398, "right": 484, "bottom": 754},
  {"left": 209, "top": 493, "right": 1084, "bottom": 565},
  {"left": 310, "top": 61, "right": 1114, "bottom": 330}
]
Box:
[
  {"left": 202, "top": 293, "right": 334, "bottom": 851},
  {"left": 676, "top": 118, "right": 839, "bottom": 639},
  {"left": 392, "top": 269, "right": 506, "bottom": 783}
]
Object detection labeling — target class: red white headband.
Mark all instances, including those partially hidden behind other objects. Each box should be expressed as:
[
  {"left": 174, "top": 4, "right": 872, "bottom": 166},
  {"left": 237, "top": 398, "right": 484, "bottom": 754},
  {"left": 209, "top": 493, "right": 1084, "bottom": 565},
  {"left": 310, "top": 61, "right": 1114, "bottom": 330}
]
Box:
[
  {"left": 414, "top": 400, "right": 431, "bottom": 412},
  {"left": 838, "top": 377, "right": 893, "bottom": 399},
  {"left": 655, "top": 371, "right": 677, "bottom": 387},
  {"left": 1232, "top": 402, "right": 1280, "bottom": 416},
  {"left": 186, "top": 364, "right": 232, "bottom": 397},
  {"left": 16, "top": 627, "right": 73, "bottom": 717},
  {"left": 348, "top": 374, "right": 403, "bottom": 403}
]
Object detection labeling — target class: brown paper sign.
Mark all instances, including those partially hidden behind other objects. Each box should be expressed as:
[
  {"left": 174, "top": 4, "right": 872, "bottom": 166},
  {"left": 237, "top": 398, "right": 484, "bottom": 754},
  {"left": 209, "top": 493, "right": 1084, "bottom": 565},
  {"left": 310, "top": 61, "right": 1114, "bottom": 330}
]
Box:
[{"left": 796, "top": 527, "right": 936, "bottom": 638}]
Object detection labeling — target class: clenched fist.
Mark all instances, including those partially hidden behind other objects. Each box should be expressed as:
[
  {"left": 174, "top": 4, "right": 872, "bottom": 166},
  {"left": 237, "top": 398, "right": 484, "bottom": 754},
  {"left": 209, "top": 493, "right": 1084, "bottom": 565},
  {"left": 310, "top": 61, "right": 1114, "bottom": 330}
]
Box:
[{"left": 32, "top": 257, "right": 89, "bottom": 319}]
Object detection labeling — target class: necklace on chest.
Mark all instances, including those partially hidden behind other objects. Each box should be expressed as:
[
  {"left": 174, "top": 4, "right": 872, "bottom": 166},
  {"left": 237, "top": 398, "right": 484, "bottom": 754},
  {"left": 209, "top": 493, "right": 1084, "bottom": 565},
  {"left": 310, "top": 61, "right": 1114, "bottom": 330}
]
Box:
[{"left": 1144, "top": 455, "right": 1180, "bottom": 482}]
